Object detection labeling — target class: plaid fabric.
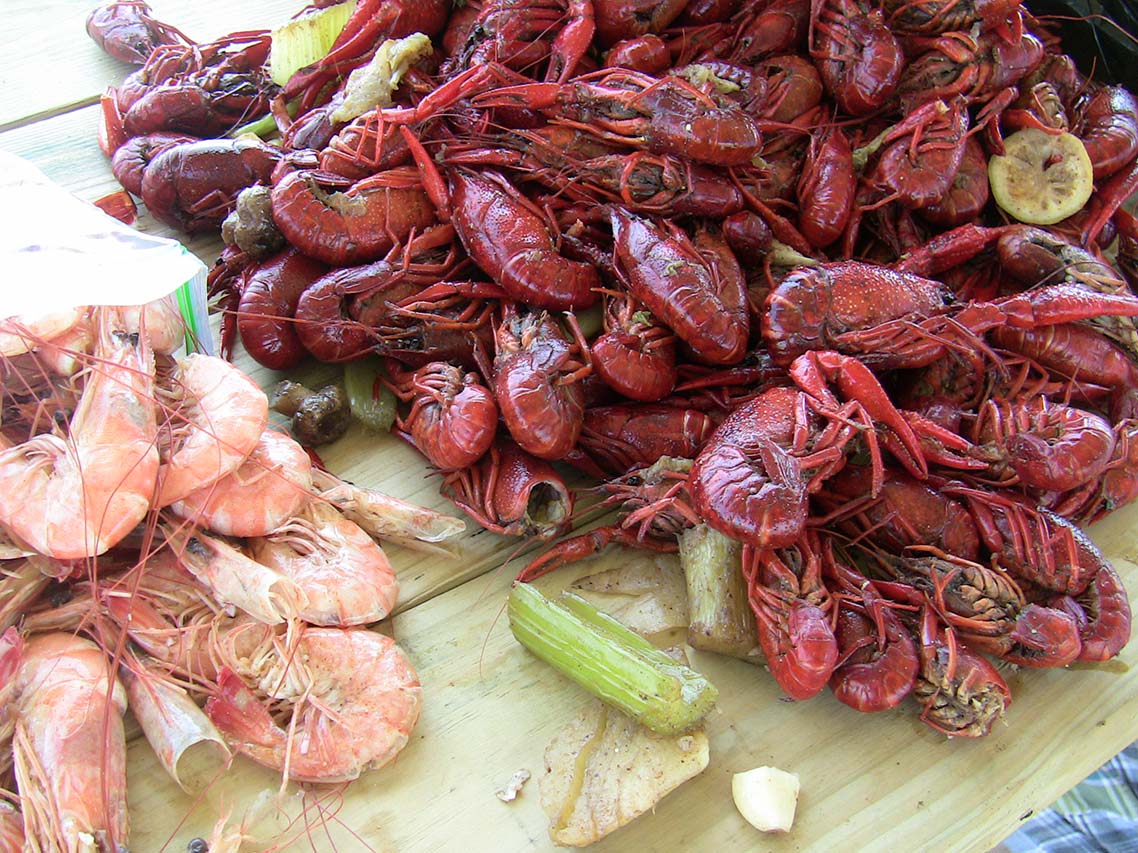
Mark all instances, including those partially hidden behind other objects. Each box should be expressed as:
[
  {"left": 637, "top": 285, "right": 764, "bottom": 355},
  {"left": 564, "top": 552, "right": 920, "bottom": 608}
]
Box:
[{"left": 1001, "top": 742, "right": 1138, "bottom": 852}]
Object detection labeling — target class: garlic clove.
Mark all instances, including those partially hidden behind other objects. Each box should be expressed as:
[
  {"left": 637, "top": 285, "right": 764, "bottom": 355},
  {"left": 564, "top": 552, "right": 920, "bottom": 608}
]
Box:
[{"left": 732, "top": 765, "right": 800, "bottom": 833}]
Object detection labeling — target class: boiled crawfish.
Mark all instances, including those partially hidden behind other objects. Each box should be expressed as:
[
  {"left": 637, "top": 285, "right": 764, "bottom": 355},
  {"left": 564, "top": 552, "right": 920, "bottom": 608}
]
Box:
[{"left": 86, "top": 1, "right": 191, "bottom": 65}]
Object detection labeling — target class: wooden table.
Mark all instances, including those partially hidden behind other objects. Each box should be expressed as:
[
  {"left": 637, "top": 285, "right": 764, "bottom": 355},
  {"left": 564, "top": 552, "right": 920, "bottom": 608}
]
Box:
[{"left": 3, "top": 3, "right": 1136, "bottom": 850}]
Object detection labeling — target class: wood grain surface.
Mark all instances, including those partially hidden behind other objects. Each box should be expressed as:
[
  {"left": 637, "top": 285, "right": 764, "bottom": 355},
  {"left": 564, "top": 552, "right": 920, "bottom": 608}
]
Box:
[{"left": 1, "top": 2, "right": 1136, "bottom": 850}]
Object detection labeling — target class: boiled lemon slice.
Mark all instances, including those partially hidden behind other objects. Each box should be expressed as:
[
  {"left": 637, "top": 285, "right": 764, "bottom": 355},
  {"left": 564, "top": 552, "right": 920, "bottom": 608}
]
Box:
[{"left": 988, "top": 128, "right": 1094, "bottom": 225}]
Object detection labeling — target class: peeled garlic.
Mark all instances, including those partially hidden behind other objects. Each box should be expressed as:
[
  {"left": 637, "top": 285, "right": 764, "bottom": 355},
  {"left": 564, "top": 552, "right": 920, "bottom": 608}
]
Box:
[{"left": 731, "top": 766, "right": 800, "bottom": 833}]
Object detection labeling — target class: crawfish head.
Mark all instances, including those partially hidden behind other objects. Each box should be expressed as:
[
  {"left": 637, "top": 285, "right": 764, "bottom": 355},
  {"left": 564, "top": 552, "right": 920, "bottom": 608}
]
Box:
[
  {"left": 635, "top": 79, "right": 763, "bottom": 167},
  {"left": 889, "top": 553, "right": 1078, "bottom": 669},
  {"left": 999, "top": 604, "right": 1082, "bottom": 668},
  {"left": 812, "top": 0, "right": 904, "bottom": 116},
  {"left": 817, "top": 466, "right": 983, "bottom": 562},
  {"left": 487, "top": 440, "right": 574, "bottom": 538},
  {"left": 236, "top": 248, "right": 328, "bottom": 371},
  {"left": 762, "top": 261, "right": 950, "bottom": 366},
  {"left": 899, "top": 30, "right": 1042, "bottom": 104},
  {"left": 610, "top": 207, "right": 749, "bottom": 365},
  {"left": 449, "top": 169, "right": 601, "bottom": 311},
  {"left": 745, "top": 536, "right": 839, "bottom": 700},
  {"left": 86, "top": 0, "right": 190, "bottom": 65},
  {"left": 829, "top": 601, "right": 919, "bottom": 713},
  {"left": 897, "top": 33, "right": 981, "bottom": 103},
  {"left": 122, "top": 34, "right": 278, "bottom": 137},
  {"left": 689, "top": 438, "right": 808, "bottom": 549},
  {"left": 591, "top": 300, "right": 677, "bottom": 403},
  {"left": 1067, "top": 565, "right": 1132, "bottom": 662},
  {"left": 110, "top": 132, "right": 198, "bottom": 197},
  {"left": 140, "top": 137, "right": 281, "bottom": 234},
  {"left": 599, "top": 455, "right": 696, "bottom": 539},
  {"left": 974, "top": 396, "right": 1116, "bottom": 494},
  {"left": 777, "top": 599, "right": 840, "bottom": 697},
  {"left": 870, "top": 98, "right": 970, "bottom": 209},
  {"left": 914, "top": 616, "right": 1010, "bottom": 738},
  {"left": 1005, "top": 81, "right": 1069, "bottom": 135},
  {"left": 578, "top": 405, "right": 713, "bottom": 476},
  {"left": 593, "top": 0, "right": 690, "bottom": 46},
  {"left": 883, "top": 0, "right": 1024, "bottom": 35},
  {"left": 996, "top": 225, "right": 1117, "bottom": 289}
]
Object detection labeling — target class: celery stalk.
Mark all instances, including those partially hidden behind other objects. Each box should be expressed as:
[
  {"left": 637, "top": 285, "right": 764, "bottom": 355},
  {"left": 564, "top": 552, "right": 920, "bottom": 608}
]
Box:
[
  {"left": 343, "top": 357, "right": 397, "bottom": 432},
  {"left": 269, "top": 1, "right": 356, "bottom": 87},
  {"left": 572, "top": 301, "right": 605, "bottom": 340},
  {"left": 679, "top": 524, "right": 761, "bottom": 662},
  {"left": 508, "top": 583, "right": 718, "bottom": 735},
  {"left": 229, "top": 110, "right": 283, "bottom": 140}
]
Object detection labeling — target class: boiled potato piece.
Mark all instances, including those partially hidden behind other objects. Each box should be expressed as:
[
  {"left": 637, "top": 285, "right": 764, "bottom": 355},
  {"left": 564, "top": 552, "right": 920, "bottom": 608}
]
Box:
[
  {"left": 988, "top": 129, "right": 1093, "bottom": 225},
  {"left": 541, "top": 700, "right": 709, "bottom": 847},
  {"left": 571, "top": 554, "right": 689, "bottom": 645},
  {"left": 572, "top": 554, "right": 683, "bottom": 594}
]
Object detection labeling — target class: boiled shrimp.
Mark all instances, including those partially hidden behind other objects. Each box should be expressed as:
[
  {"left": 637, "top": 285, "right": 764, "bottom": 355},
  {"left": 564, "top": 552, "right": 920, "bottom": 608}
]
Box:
[
  {"left": 310, "top": 467, "right": 466, "bottom": 551},
  {"left": 248, "top": 501, "right": 399, "bottom": 626},
  {"left": 11, "top": 632, "right": 129, "bottom": 852},
  {"left": 156, "top": 353, "right": 269, "bottom": 507},
  {"left": 0, "top": 366, "right": 80, "bottom": 447},
  {"left": 0, "top": 308, "right": 84, "bottom": 358},
  {"left": 162, "top": 519, "right": 308, "bottom": 625},
  {"left": 0, "top": 799, "right": 22, "bottom": 852},
  {"left": 206, "top": 621, "right": 422, "bottom": 783},
  {"left": 119, "top": 292, "right": 189, "bottom": 355},
  {"left": 8, "top": 295, "right": 185, "bottom": 383},
  {"left": 201, "top": 789, "right": 305, "bottom": 853},
  {"left": 168, "top": 429, "right": 310, "bottom": 537},
  {"left": 0, "top": 307, "right": 159, "bottom": 559},
  {"left": 102, "top": 549, "right": 225, "bottom": 684},
  {"left": 0, "top": 627, "right": 21, "bottom": 784},
  {"left": 120, "top": 660, "right": 232, "bottom": 794},
  {"left": 24, "top": 309, "right": 95, "bottom": 378},
  {"left": 1, "top": 558, "right": 51, "bottom": 632}
]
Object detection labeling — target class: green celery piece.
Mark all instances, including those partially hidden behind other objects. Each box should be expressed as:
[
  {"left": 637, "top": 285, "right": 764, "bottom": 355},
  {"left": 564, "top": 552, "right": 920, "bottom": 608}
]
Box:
[
  {"left": 268, "top": 1, "right": 356, "bottom": 86},
  {"left": 679, "top": 524, "right": 758, "bottom": 661},
  {"left": 229, "top": 110, "right": 281, "bottom": 140},
  {"left": 508, "top": 582, "right": 718, "bottom": 735},
  {"left": 343, "top": 357, "right": 397, "bottom": 432}
]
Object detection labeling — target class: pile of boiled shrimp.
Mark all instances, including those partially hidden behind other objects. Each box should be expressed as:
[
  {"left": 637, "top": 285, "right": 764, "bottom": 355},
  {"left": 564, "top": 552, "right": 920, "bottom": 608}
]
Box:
[{"left": 0, "top": 298, "right": 465, "bottom": 849}]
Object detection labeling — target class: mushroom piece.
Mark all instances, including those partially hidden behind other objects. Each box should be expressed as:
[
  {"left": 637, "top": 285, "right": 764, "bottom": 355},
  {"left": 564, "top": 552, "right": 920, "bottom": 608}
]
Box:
[
  {"left": 221, "top": 185, "right": 286, "bottom": 259},
  {"left": 270, "top": 380, "right": 352, "bottom": 446}
]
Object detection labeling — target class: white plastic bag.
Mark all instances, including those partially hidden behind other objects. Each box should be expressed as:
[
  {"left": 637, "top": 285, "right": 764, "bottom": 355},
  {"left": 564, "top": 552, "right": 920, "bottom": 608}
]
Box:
[{"left": 0, "top": 151, "right": 213, "bottom": 354}]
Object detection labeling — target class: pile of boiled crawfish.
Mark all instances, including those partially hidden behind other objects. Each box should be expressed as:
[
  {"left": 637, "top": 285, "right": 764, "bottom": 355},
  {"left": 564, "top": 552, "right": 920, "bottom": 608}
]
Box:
[{"left": 90, "top": 0, "right": 1138, "bottom": 742}]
